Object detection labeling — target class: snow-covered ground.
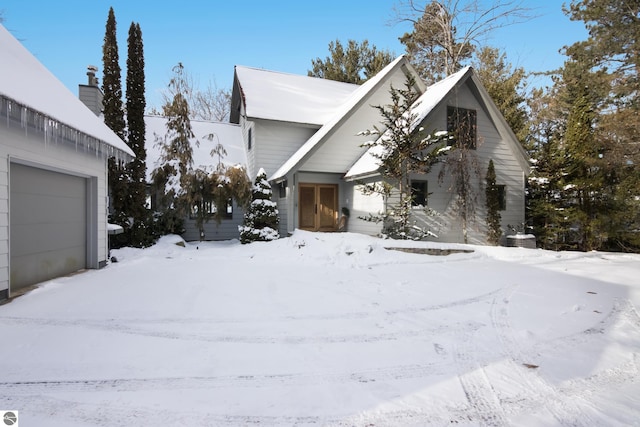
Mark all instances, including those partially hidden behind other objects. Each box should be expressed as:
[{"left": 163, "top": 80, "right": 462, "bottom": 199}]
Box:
[{"left": 0, "top": 230, "right": 638, "bottom": 426}]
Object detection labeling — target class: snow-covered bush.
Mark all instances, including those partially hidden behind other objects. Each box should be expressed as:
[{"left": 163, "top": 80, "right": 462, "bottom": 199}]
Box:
[{"left": 239, "top": 168, "right": 280, "bottom": 244}]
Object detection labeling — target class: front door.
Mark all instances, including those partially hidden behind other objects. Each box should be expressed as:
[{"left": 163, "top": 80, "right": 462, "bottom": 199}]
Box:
[{"left": 299, "top": 184, "right": 338, "bottom": 231}]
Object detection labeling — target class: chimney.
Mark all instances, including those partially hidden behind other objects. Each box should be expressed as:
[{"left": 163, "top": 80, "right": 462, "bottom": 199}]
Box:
[
  {"left": 87, "top": 65, "right": 99, "bottom": 87},
  {"left": 78, "top": 65, "right": 104, "bottom": 116}
]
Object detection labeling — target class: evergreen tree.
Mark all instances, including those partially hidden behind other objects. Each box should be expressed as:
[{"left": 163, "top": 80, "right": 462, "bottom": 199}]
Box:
[
  {"left": 397, "top": 0, "right": 531, "bottom": 84},
  {"left": 358, "top": 75, "right": 449, "bottom": 240},
  {"left": 473, "top": 46, "right": 528, "bottom": 143},
  {"left": 525, "top": 85, "right": 568, "bottom": 249},
  {"left": 308, "top": 39, "right": 394, "bottom": 84},
  {"left": 562, "top": 0, "right": 640, "bottom": 251},
  {"left": 124, "top": 22, "right": 154, "bottom": 247},
  {"left": 102, "top": 7, "right": 127, "bottom": 221},
  {"left": 239, "top": 169, "right": 279, "bottom": 244},
  {"left": 151, "top": 63, "right": 197, "bottom": 235},
  {"left": 485, "top": 159, "right": 502, "bottom": 245}
]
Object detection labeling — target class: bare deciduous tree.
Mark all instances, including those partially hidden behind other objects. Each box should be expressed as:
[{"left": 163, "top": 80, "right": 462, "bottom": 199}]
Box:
[
  {"left": 153, "top": 67, "right": 231, "bottom": 122},
  {"left": 394, "top": 0, "right": 533, "bottom": 83}
]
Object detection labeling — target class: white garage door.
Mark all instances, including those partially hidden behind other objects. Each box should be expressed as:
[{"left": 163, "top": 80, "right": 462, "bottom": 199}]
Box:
[{"left": 10, "top": 163, "right": 87, "bottom": 291}]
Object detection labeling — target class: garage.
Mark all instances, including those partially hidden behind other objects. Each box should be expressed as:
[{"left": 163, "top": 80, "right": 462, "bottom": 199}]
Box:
[{"left": 10, "top": 163, "right": 87, "bottom": 292}]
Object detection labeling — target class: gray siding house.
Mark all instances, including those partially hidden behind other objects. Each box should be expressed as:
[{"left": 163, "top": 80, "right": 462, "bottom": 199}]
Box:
[
  {"left": 231, "top": 56, "right": 529, "bottom": 244},
  {"left": 0, "top": 25, "right": 134, "bottom": 299}
]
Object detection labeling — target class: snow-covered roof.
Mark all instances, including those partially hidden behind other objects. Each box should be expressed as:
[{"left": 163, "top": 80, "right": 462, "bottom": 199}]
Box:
[
  {"left": 145, "top": 116, "right": 245, "bottom": 182},
  {"left": 344, "top": 67, "right": 472, "bottom": 180},
  {"left": 270, "top": 55, "right": 411, "bottom": 182},
  {"left": 233, "top": 65, "right": 359, "bottom": 125},
  {"left": 0, "top": 24, "right": 133, "bottom": 158}
]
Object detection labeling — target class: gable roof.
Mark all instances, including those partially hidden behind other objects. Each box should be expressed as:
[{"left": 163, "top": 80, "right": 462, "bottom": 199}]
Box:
[
  {"left": 145, "top": 116, "right": 245, "bottom": 182},
  {"left": 230, "top": 65, "right": 359, "bottom": 126},
  {"left": 345, "top": 66, "right": 530, "bottom": 180},
  {"left": 269, "top": 55, "right": 420, "bottom": 182},
  {"left": 345, "top": 67, "right": 472, "bottom": 180},
  {"left": 0, "top": 24, "right": 133, "bottom": 158},
  {"left": 231, "top": 65, "right": 359, "bottom": 125}
]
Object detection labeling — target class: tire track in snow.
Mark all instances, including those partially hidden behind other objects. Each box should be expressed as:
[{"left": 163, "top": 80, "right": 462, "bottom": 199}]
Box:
[
  {"left": 0, "top": 286, "right": 502, "bottom": 327},
  {"left": 528, "top": 298, "right": 640, "bottom": 363},
  {"left": 0, "top": 316, "right": 474, "bottom": 344},
  {"left": 490, "top": 285, "right": 601, "bottom": 426},
  {"left": 0, "top": 361, "right": 454, "bottom": 394},
  {"left": 453, "top": 326, "right": 509, "bottom": 426},
  {"left": 0, "top": 394, "right": 330, "bottom": 427}
]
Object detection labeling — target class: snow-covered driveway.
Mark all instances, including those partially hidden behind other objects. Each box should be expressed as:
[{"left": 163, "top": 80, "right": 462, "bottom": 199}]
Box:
[{"left": 0, "top": 231, "right": 638, "bottom": 426}]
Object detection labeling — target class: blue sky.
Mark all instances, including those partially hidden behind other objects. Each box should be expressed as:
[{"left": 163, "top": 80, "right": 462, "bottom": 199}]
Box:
[{"left": 2, "top": 1, "right": 587, "bottom": 110}]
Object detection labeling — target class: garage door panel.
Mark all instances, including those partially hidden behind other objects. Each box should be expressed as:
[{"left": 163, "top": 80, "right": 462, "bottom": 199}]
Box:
[
  {"left": 12, "top": 194, "right": 85, "bottom": 226},
  {"left": 11, "top": 222, "right": 86, "bottom": 255},
  {"left": 11, "top": 247, "right": 84, "bottom": 290},
  {"left": 10, "top": 163, "right": 86, "bottom": 291}
]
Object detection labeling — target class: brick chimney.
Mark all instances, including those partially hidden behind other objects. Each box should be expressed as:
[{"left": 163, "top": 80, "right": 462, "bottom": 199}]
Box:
[{"left": 78, "top": 65, "right": 103, "bottom": 116}]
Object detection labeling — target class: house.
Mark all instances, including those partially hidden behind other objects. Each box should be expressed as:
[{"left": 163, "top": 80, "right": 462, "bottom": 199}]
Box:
[
  {"left": 145, "top": 116, "right": 246, "bottom": 241},
  {"left": 231, "top": 55, "right": 529, "bottom": 244},
  {"left": 0, "top": 25, "right": 134, "bottom": 299}
]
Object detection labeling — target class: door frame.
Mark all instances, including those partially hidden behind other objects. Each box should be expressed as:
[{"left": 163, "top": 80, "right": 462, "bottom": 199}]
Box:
[{"left": 298, "top": 183, "right": 338, "bottom": 232}]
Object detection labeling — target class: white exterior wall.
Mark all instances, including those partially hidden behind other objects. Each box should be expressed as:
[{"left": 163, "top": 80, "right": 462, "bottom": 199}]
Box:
[
  {"left": 249, "top": 119, "right": 317, "bottom": 180},
  {"left": 301, "top": 70, "right": 410, "bottom": 174},
  {"left": 0, "top": 120, "right": 109, "bottom": 295},
  {"left": 345, "top": 178, "right": 384, "bottom": 236},
  {"left": 408, "top": 82, "right": 526, "bottom": 244}
]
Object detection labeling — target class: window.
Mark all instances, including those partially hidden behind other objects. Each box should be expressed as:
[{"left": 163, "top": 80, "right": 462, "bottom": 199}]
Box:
[
  {"left": 447, "top": 106, "right": 477, "bottom": 149},
  {"left": 411, "top": 180, "right": 429, "bottom": 207},
  {"left": 191, "top": 198, "right": 233, "bottom": 219},
  {"left": 497, "top": 185, "right": 506, "bottom": 211},
  {"left": 248, "top": 128, "right": 252, "bottom": 150}
]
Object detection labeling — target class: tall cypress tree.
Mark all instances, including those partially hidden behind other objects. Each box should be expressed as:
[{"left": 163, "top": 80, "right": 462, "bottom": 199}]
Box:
[
  {"left": 102, "top": 7, "right": 127, "bottom": 224},
  {"left": 125, "top": 22, "right": 153, "bottom": 247}
]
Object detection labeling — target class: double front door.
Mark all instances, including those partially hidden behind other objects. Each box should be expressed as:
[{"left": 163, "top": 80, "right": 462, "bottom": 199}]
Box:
[{"left": 299, "top": 184, "right": 338, "bottom": 231}]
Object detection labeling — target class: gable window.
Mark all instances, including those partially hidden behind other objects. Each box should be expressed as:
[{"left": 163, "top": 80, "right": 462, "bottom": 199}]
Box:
[
  {"left": 497, "top": 185, "right": 506, "bottom": 211},
  {"left": 411, "top": 180, "right": 429, "bottom": 207},
  {"left": 447, "top": 106, "right": 477, "bottom": 149},
  {"left": 248, "top": 128, "right": 252, "bottom": 150}
]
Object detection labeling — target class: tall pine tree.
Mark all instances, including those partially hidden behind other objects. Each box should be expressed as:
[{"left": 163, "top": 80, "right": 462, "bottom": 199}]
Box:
[
  {"left": 308, "top": 39, "right": 394, "bottom": 84},
  {"left": 359, "top": 75, "right": 449, "bottom": 240},
  {"left": 102, "top": 7, "right": 127, "bottom": 223}
]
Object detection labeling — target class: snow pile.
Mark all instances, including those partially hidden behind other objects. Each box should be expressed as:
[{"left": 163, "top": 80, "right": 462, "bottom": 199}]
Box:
[{"left": 0, "top": 230, "right": 638, "bottom": 426}]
